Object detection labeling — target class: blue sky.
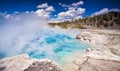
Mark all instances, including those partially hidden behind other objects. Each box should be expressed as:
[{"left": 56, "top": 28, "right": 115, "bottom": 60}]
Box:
[{"left": 0, "top": 0, "right": 120, "bottom": 21}]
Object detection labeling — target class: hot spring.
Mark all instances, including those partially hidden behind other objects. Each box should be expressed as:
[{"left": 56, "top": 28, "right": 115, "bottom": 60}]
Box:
[
  {"left": 19, "top": 29, "right": 90, "bottom": 65},
  {"left": 0, "top": 28, "right": 89, "bottom": 64},
  {"left": 0, "top": 13, "right": 90, "bottom": 65}
]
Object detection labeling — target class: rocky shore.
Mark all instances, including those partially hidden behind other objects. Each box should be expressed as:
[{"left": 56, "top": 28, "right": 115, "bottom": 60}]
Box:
[
  {"left": 0, "top": 54, "right": 62, "bottom": 71},
  {"left": 0, "top": 29, "right": 120, "bottom": 71},
  {"left": 74, "top": 29, "right": 120, "bottom": 71}
]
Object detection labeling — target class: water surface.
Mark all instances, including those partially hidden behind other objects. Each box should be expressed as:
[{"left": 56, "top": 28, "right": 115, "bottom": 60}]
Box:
[{"left": 20, "top": 30, "right": 89, "bottom": 64}]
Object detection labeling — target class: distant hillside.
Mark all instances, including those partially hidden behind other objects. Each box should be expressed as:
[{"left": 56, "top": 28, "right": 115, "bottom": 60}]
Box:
[{"left": 49, "top": 11, "right": 120, "bottom": 29}]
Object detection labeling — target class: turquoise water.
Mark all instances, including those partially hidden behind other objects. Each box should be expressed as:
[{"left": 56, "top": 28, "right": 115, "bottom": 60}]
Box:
[
  {"left": 0, "top": 29, "right": 89, "bottom": 64},
  {"left": 20, "top": 31, "right": 89, "bottom": 63}
]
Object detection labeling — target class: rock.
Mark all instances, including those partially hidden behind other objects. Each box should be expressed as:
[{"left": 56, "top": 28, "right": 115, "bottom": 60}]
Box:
[
  {"left": 0, "top": 66, "right": 6, "bottom": 71},
  {"left": 74, "top": 29, "right": 120, "bottom": 71},
  {"left": 78, "top": 57, "right": 120, "bottom": 71},
  {"left": 76, "top": 32, "right": 93, "bottom": 43},
  {"left": 0, "top": 54, "right": 62, "bottom": 71},
  {"left": 24, "top": 61, "right": 62, "bottom": 71},
  {"left": 76, "top": 29, "right": 120, "bottom": 55}
]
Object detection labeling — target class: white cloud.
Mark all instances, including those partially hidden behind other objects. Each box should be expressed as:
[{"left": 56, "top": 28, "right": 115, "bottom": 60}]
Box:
[
  {"left": 37, "top": 3, "right": 48, "bottom": 8},
  {"left": 56, "top": 1, "right": 85, "bottom": 21},
  {"left": 58, "top": 8, "right": 85, "bottom": 20},
  {"left": 26, "top": 11, "right": 29, "bottom": 13},
  {"left": 59, "top": 3, "right": 68, "bottom": 8},
  {"left": 91, "top": 8, "right": 120, "bottom": 16},
  {"left": 74, "top": 16, "right": 82, "bottom": 19},
  {"left": 72, "top": 1, "right": 84, "bottom": 6},
  {"left": 109, "top": 8, "right": 120, "bottom": 12},
  {"left": 91, "top": 8, "right": 109, "bottom": 16},
  {"left": 61, "top": 4, "right": 69, "bottom": 8},
  {"left": 59, "top": 3, "right": 62, "bottom": 5},
  {"left": 76, "top": 8, "right": 85, "bottom": 14},
  {"left": 14, "top": 11, "right": 19, "bottom": 14},
  {"left": 4, "top": 14, "right": 11, "bottom": 19},
  {"left": 45, "top": 6, "right": 55, "bottom": 12},
  {"left": 58, "top": 9, "right": 75, "bottom": 18},
  {"left": 35, "top": 9, "right": 50, "bottom": 18},
  {"left": 59, "top": 1, "right": 84, "bottom": 8},
  {"left": 35, "top": 3, "right": 55, "bottom": 18}
]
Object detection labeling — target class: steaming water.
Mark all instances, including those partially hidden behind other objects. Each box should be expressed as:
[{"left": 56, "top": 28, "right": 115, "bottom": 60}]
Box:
[
  {"left": 19, "top": 29, "right": 89, "bottom": 64},
  {"left": 0, "top": 27, "right": 89, "bottom": 64},
  {"left": 0, "top": 13, "right": 89, "bottom": 65}
]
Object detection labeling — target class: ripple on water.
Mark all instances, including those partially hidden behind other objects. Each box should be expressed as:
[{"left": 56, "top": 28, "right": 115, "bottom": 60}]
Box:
[{"left": 20, "top": 33, "right": 89, "bottom": 64}]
